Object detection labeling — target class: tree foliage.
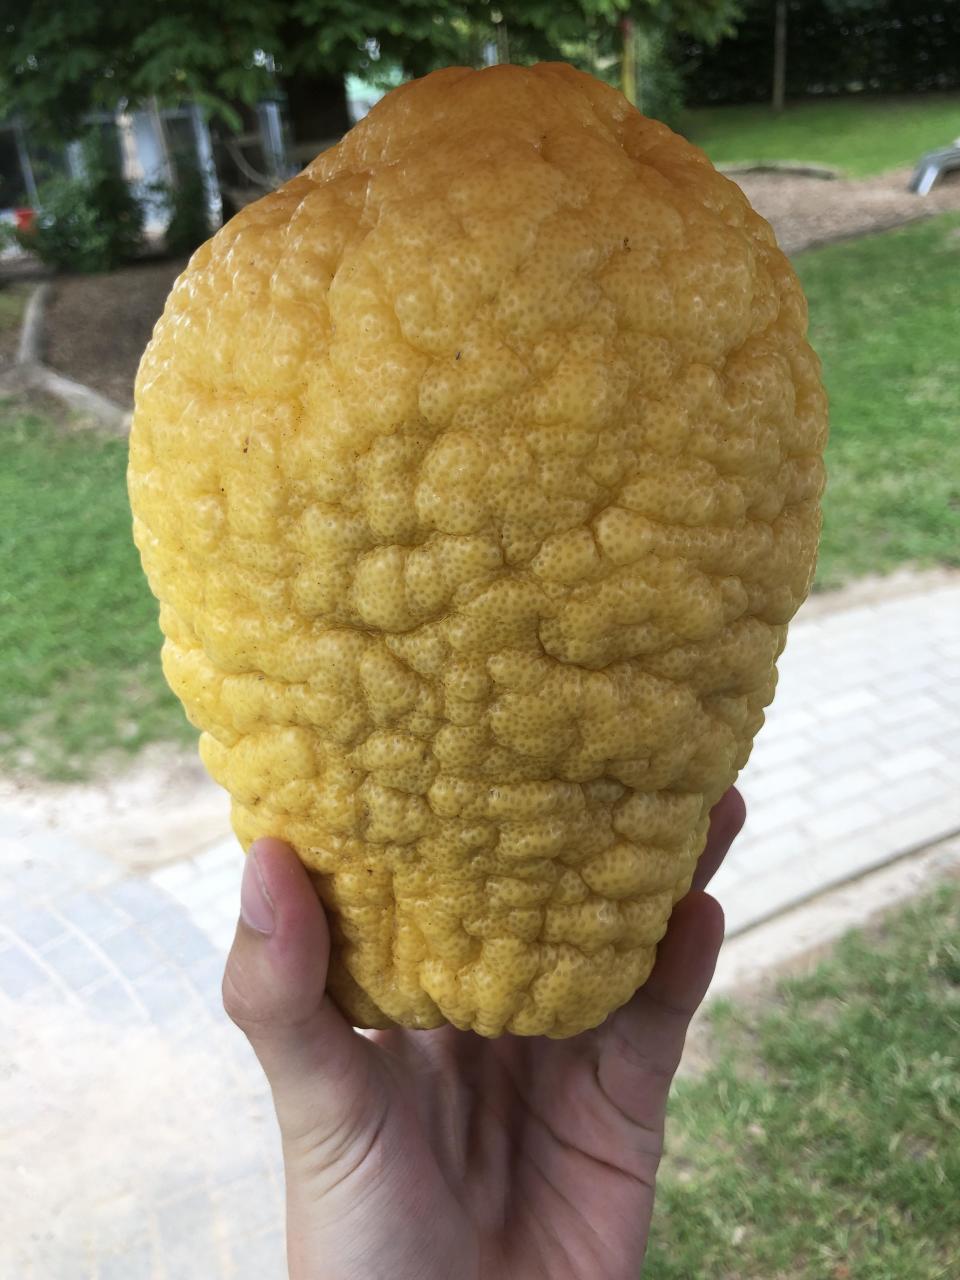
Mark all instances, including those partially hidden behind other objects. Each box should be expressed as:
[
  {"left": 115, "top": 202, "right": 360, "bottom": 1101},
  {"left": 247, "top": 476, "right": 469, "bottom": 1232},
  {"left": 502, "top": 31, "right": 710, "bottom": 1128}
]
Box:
[{"left": 1, "top": 0, "right": 741, "bottom": 139}]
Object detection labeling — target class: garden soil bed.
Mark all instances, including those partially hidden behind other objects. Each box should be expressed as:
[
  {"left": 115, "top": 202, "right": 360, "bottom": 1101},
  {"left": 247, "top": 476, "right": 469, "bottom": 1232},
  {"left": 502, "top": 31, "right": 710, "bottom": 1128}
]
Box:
[{"left": 43, "top": 256, "right": 187, "bottom": 406}]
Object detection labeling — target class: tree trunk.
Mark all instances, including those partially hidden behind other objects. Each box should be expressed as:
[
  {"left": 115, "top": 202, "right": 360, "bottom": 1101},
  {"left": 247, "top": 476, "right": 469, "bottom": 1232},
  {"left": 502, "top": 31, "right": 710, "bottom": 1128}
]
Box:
[
  {"left": 772, "top": 0, "right": 787, "bottom": 113},
  {"left": 281, "top": 69, "right": 351, "bottom": 166}
]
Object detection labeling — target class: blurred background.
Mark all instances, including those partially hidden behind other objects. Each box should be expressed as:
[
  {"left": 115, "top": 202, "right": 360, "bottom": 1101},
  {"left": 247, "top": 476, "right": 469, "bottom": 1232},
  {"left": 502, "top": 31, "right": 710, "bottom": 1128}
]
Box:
[{"left": 0, "top": 2, "right": 958, "bottom": 1278}]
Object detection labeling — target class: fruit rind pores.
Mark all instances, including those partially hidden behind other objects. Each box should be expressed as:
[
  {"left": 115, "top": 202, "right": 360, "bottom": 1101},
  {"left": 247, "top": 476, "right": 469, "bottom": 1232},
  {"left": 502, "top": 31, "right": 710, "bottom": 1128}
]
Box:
[{"left": 128, "top": 63, "right": 827, "bottom": 1038}]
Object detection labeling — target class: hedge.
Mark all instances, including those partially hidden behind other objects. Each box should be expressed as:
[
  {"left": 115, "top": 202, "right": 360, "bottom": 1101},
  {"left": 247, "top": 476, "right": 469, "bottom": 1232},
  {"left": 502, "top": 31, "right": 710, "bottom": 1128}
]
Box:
[{"left": 678, "top": 0, "right": 960, "bottom": 106}]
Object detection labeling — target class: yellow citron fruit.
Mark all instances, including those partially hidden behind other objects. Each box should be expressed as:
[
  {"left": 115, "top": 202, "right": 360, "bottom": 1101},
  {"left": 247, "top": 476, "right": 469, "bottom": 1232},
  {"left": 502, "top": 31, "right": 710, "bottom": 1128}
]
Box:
[{"left": 129, "top": 63, "right": 827, "bottom": 1038}]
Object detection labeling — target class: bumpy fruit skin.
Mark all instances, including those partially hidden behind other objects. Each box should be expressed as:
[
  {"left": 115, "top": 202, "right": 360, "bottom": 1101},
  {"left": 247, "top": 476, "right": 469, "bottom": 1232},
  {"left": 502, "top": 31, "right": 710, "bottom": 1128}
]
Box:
[{"left": 128, "top": 63, "right": 827, "bottom": 1037}]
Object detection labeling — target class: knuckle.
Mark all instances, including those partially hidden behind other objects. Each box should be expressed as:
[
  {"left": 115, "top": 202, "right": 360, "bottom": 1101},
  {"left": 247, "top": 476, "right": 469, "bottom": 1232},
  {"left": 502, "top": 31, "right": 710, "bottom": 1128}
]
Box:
[
  {"left": 221, "top": 959, "right": 321, "bottom": 1036},
  {"left": 221, "top": 963, "right": 266, "bottom": 1031}
]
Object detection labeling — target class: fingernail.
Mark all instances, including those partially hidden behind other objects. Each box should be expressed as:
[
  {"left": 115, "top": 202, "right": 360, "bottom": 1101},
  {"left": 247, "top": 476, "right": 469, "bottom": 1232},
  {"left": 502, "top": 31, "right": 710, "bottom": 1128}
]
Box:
[{"left": 241, "top": 849, "right": 275, "bottom": 934}]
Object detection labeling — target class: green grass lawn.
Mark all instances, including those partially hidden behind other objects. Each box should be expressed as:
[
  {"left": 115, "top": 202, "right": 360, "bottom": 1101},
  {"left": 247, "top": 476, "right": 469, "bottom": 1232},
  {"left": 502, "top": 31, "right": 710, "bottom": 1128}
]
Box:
[
  {"left": 645, "top": 878, "right": 960, "bottom": 1278},
  {"left": 800, "top": 212, "right": 960, "bottom": 588},
  {"left": 0, "top": 405, "right": 192, "bottom": 780},
  {"left": 683, "top": 92, "right": 960, "bottom": 177}
]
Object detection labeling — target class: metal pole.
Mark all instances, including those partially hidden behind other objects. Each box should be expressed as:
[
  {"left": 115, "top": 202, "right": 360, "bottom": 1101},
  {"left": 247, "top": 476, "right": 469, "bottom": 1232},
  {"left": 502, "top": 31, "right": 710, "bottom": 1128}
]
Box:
[
  {"left": 622, "top": 17, "right": 637, "bottom": 107},
  {"left": 772, "top": 0, "right": 787, "bottom": 113},
  {"left": 12, "top": 118, "right": 39, "bottom": 206}
]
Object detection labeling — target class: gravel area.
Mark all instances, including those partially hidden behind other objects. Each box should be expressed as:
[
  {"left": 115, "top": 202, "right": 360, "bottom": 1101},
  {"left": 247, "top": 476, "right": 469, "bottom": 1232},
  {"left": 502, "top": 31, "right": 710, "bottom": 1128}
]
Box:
[
  {"left": 735, "top": 165, "right": 960, "bottom": 255},
  {"left": 43, "top": 256, "right": 187, "bottom": 406}
]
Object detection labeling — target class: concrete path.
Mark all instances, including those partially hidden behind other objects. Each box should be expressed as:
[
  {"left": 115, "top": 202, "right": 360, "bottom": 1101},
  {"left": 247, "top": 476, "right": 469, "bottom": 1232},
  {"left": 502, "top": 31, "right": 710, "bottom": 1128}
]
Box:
[{"left": 2, "top": 568, "right": 958, "bottom": 1276}]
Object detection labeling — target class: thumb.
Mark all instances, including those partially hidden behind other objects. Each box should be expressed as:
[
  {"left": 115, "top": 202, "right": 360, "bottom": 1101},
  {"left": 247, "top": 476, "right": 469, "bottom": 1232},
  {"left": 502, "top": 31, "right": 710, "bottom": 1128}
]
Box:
[{"left": 222, "top": 838, "right": 379, "bottom": 1146}]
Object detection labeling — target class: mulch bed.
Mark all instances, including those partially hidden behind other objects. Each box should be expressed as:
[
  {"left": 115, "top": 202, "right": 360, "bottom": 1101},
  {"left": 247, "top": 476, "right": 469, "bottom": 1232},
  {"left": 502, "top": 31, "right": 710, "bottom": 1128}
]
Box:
[
  {"left": 735, "top": 165, "right": 960, "bottom": 255},
  {"left": 42, "top": 256, "right": 187, "bottom": 406}
]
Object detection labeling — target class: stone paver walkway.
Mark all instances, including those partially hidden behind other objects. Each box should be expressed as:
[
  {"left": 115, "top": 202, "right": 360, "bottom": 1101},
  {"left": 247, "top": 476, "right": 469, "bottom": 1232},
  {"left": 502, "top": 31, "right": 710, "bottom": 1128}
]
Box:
[
  {"left": 0, "top": 826, "right": 284, "bottom": 1279},
  {"left": 2, "top": 570, "right": 958, "bottom": 1276},
  {"left": 712, "top": 571, "right": 960, "bottom": 933}
]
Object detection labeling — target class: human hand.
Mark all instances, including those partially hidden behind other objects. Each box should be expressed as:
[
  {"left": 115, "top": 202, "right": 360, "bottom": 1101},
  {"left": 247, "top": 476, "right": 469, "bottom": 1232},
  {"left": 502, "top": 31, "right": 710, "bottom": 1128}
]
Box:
[{"left": 222, "top": 788, "right": 745, "bottom": 1280}]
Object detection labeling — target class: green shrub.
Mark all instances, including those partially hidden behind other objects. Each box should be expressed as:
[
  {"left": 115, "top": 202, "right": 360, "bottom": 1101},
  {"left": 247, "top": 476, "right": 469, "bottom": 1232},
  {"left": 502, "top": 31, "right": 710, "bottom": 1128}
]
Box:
[
  {"left": 162, "top": 150, "right": 213, "bottom": 257},
  {"left": 636, "top": 28, "right": 686, "bottom": 127},
  {"left": 572, "top": 28, "right": 688, "bottom": 127},
  {"left": 18, "top": 131, "right": 143, "bottom": 273}
]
